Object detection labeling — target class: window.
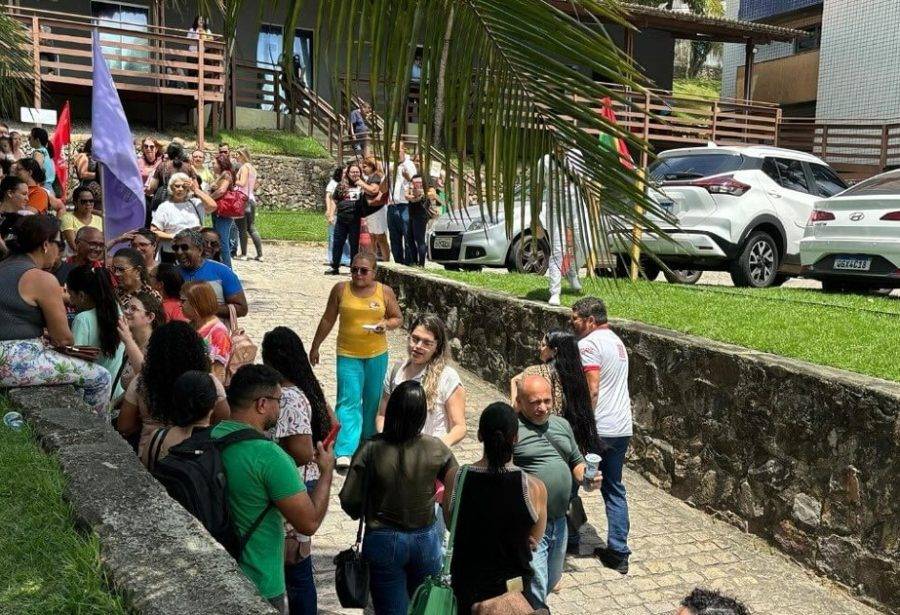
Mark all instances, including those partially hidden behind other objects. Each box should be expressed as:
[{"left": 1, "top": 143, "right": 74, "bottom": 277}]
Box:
[
  {"left": 809, "top": 164, "right": 847, "bottom": 197},
  {"left": 91, "top": 1, "right": 150, "bottom": 72},
  {"left": 649, "top": 153, "right": 744, "bottom": 182},
  {"left": 794, "top": 25, "right": 821, "bottom": 53},
  {"left": 763, "top": 157, "right": 810, "bottom": 194},
  {"left": 256, "top": 25, "right": 313, "bottom": 110},
  {"left": 841, "top": 169, "right": 900, "bottom": 196}
]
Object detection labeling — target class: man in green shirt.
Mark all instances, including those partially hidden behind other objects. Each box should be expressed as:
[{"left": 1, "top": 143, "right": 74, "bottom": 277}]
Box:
[
  {"left": 513, "top": 374, "right": 600, "bottom": 602},
  {"left": 213, "top": 365, "right": 334, "bottom": 614}
]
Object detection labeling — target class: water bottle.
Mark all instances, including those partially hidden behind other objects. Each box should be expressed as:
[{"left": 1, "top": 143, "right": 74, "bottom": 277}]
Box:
[{"left": 3, "top": 411, "right": 24, "bottom": 431}]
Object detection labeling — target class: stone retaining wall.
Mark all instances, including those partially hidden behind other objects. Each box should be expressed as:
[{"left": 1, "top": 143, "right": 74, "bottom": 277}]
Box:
[
  {"left": 8, "top": 387, "right": 275, "bottom": 615},
  {"left": 253, "top": 154, "right": 333, "bottom": 211},
  {"left": 378, "top": 264, "right": 900, "bottom": 612}
]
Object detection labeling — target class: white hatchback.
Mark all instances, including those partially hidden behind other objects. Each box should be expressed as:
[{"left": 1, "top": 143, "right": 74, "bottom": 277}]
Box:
[{"left": 800, "top": 169, "right": 900, "bottom": 292}]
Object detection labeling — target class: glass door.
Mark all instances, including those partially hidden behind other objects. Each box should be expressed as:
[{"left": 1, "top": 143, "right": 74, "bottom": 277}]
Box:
[{"left": 91, "top": 1, "right": 150, "bottom": 72}]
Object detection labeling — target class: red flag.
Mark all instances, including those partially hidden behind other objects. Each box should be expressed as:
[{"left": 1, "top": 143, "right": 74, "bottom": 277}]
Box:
[
  {"left": 50, "top": 101, "right": 71, "bottom": 194},
  {"left": 600, "top": 97, "right": 635, "bottom": 170}
]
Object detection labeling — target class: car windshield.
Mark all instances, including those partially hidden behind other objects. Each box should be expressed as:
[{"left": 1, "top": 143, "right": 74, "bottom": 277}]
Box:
[
  {"left": 650, "top": 153, "right": 744, "bottom": 182},
  {"left": 841, "top": 169, "right": 900, "bottom": 196}
]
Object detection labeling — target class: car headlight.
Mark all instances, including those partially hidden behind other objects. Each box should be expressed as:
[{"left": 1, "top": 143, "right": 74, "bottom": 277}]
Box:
[{"left": 466, "top": 220, "right": 488, "bottom": 231}]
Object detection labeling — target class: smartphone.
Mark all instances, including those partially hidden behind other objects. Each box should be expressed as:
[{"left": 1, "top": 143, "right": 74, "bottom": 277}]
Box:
[
  {"left": 362, "top": 324, "right": 379, "bottom": 331},
  {"left": 322, "top": 423, "right": 341, "bottom": 450}
]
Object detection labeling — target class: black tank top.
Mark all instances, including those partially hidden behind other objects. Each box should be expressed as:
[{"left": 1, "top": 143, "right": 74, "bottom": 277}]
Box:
[{"left": 450, "top": 465, "right": 536, "bottom": 611}]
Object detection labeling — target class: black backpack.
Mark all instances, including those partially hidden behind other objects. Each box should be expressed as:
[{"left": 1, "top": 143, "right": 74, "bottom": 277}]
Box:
[{"left": 150, "top": 426, "right": 273, "bottom": 561}]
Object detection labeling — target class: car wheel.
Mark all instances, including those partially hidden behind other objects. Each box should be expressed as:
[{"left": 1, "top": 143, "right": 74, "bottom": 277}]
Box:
[
  {"left": 612, "top": 255, "right": 661, "bottom": 280},
  {"left": 509, "top": 234, "right": 550, "bottom": 275},
  {"left": 663, "top": 269, "right": 702, "bottom": 285},
  {"left": 730, "top": 232, "right": 779, "bottom": 288}
]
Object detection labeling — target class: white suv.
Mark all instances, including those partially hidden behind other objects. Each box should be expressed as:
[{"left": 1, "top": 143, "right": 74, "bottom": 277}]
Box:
[{"left": 609, "top": 145, "right": 848, "bottom": 287}]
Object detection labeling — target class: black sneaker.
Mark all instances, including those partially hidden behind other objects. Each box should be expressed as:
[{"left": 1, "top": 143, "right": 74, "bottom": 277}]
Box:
[
  {"left": 324, "top": 268, "right": 340, "bottom": 275},
  {"left": 594, "top": 547, "right": 629, "bottom": 574}
]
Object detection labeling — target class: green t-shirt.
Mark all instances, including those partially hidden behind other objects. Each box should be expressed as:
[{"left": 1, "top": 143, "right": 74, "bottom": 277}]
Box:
[
  {"left": 72, "top": 308, "right": 125, "bottom": 399},
  {"left": 211, "top": 420, "right": 305, "bottom": 599},
  {"left": 513, "top": 415, "right": 585, "bottom": 519}
]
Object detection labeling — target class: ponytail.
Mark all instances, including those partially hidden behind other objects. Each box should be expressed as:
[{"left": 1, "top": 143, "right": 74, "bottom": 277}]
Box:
[
  {"left": 479, "top": 402, "right": 519, "bottom": 473},
  {"left": 67, "top": 265, "right": 122, "bottom": 357}
]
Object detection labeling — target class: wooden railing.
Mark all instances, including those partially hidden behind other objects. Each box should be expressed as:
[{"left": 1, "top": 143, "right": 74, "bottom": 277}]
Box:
[
  {"left": 7, "top": 4, "right": 225, "bottom": 139},
  {"left": 778, "top": 117, "right": 900, "bottom": 179}
]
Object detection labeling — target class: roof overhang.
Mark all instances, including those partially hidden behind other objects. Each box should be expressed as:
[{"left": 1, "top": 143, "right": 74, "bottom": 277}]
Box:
[{"left": 550, "top": 2, "right": 805, "bottom": 44}]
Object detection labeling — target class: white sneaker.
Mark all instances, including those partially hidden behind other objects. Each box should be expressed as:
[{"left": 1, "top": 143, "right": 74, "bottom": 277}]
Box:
[
  {"left": 548, "top": 293, "right": 561, "bottom": 306},
  {"left": 336, "top": 456, "right": 352, "bottom": 469},
  {"left": 255, "top": 255, "right": 264, "bottom": 262}
]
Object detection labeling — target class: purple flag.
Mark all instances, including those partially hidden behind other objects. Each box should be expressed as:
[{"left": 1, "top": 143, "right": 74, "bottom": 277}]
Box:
[{"left": 90, "top": 30, "right": 145, "bottom": 244}]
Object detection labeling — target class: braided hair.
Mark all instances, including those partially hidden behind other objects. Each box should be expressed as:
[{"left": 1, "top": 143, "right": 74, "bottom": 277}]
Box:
[{"left": 261, "top": 326, "right": 332, "bottom": 443}]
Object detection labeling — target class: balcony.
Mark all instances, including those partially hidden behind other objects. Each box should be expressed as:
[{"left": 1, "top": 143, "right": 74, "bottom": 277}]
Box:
[
  {"left": 7, "top": 4, "right": 225, "bottom": 140},
  {"left": 739, "top": 0, "right": 822, "bottom": 22}
]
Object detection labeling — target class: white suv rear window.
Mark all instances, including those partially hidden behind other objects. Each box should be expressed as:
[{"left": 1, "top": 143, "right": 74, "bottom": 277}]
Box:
[{"left": 650, "top": 153, "right": 744, "bottom": 182}]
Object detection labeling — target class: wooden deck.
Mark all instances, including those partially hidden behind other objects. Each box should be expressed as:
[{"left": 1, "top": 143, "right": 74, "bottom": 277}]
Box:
[{"left": 8, "top": 4, "right": 225, "bottom": 144}]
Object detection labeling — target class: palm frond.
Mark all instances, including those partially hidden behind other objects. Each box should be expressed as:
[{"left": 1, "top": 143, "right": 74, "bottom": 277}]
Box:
[
  {"left": 0, "top": 8, "right": 35, "bottom": 116},
  {"left": 318, "top": 0, "right": 669, "bottom": 260}
]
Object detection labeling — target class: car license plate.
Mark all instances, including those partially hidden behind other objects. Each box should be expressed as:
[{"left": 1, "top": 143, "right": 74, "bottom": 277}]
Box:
[
  {"left": 433, "top": 237, "right": 454, "bottom": 250},
  {"left": 834, "top": 256, "right": 871, "bottom": 271}
]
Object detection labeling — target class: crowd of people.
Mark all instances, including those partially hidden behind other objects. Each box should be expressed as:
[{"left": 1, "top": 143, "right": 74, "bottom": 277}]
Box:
[{"left": 0, "top": 119, "right": 750, "bottom": 614}]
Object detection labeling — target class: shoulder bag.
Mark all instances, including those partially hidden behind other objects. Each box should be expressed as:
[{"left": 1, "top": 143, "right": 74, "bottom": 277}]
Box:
[
  {"left": 225, "top": 304, "right": 257, "bottom": 386},
  {"left": 215, "top": 187, "right": 247, "bottom": 219},
  {"left": 333, "top": 445, "right": 371, "bottom": 608},
  {"left": 408, "top": 465, "right": 470, "bottom": 615}
]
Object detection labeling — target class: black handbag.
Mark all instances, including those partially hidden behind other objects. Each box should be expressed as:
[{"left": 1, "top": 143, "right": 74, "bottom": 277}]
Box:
[
  {"left": 567, "top": 495, "right": 588, "bottom": 533},
  {"left": 334, "top": 449, "right": 370, "bottom": 608}
]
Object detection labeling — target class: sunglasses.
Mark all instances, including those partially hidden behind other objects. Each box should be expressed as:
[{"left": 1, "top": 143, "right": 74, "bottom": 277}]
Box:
[
  {"left": 142, "top": 144, "right": 156, "bottom": 149},
  {"left": 78, "top": 198, "right": 95, "bottom": 204},
  {"left": 350, "top": 266, "right": 372, "bottom": 275},
  {"left": 172, "top": 244, "right": 192, "bottom": 252},
  {"left": 79, "top": 240, "right": 105, "bottom": 249},
  {"left": 205, "top": 240, "right": 220, "bottom": 248}
]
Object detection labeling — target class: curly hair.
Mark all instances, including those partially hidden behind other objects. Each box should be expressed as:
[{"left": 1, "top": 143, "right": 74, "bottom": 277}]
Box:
[
  {"left": 140, "top": 321, "right": 211, "bottom": 424},
  {"left": 408, "top": 314, "right": 449, "bottom": 408},
  {"left": 261, "top": 326, "right": 331, "bottom": 443},
  {"left": 680, "top": 588, "right": 750, "bottom": 615},
  {"left": 169, "top": 370, "right": 218, "bottom": 427}
]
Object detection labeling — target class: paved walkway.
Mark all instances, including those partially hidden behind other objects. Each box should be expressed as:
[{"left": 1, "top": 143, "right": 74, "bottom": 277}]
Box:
[{"left": 236, "top": 243, "right": 878, "bottom": 615}]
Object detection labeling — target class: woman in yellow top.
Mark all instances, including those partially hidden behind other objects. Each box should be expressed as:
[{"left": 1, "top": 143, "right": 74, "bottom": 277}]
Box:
[
  {"left": 60, "top": 186, "right": 104, "bottom": 252},
  {"left": 310, "top": 253, "right": 402, "bottom": 466}
]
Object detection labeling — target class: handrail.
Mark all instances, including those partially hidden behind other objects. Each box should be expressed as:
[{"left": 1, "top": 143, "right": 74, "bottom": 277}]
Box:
[{"left": 4, "top": 3, "right": 225, "bottom": 43}]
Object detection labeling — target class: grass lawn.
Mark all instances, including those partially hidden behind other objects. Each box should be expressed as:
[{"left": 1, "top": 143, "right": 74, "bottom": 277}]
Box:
[
  {"left": 0, "top": 402, "right": 128, "bottom": 614},
  {"left": 256, "top": 209, "right": 328, "bottom": 242},
  {"left": 673, "top": 77, "right": 721, "bottom": 100},
  {"left": 217, "top": 129, "right": 329, "bottom": 158},
  {"left": 431, "top": 270, "right": 900, "bottom": 382}
]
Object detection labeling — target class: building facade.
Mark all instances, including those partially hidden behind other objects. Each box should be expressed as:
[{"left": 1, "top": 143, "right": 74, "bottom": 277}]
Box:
[{"left": 722, "top": 0, "right": 900, "bottom": 120}]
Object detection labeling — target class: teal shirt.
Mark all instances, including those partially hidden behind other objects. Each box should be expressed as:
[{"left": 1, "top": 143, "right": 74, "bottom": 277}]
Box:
[
  {"left": 71, "top": 308, "right": 125, "bottom": 399},
  {"left": 211, "top": 420, "right": 304, "bottom": 599},
  {"left": 513, "top": 415, "right": 585, "bottom": 519}
]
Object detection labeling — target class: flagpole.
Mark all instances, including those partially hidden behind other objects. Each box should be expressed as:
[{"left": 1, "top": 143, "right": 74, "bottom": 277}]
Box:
[
  {"left": 100, "top": 163, "right": 109, "bottom": 262},
  {"left": 629, "top": 167, "right": 645, "bottom": 281}
]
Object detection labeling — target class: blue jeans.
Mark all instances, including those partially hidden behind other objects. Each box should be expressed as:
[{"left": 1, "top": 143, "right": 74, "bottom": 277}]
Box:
[
  {"left": 334, "top": 352, "right": 389, "bottom": 457},
  {"left": 387, "top": 203, "right": 413, "bottom": 264},
  {"left": 362, "top": 521, "right": 443, "bottom": 615},
  {"left": 328, "top": 222, "right": 351, "bottom": 266},
  {"left": 530, "top": 515, "right": 567, "bottom": 602},
  {"left": 285, "top": 478, "right": 319, "bottom": 615},
  {"left": 408, "top": 205, "right": 428, "bottom": 266},
  {"left": 212, "top": 214, "right": 235, "bottom": 269},
  {"left": 600, "top": 435, "right": 631, "bottom": 556},
  {"left": 331, "top": 217, "right": 360, "bottom": 271}
]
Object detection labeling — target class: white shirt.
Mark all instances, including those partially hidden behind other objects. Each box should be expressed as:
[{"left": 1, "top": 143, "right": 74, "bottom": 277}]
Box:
[
  {"left": 325, "top": 179, "right": 338, "bottom": 199},
  {"left": 578, "top": 327, "right": 632, "bottom": 437},
  {"left": 387, "top": 155, "right": 417, "bottom": 204},
  {"left": 384, "top": 359, "right": 462, "bottom": 438},
  {"left": 151, "top": 198, "right": 204, "bottom": 252}
]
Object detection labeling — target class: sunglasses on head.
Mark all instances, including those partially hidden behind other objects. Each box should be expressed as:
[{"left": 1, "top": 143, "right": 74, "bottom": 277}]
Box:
[
  {"left": 350, "top": 266, "right": 372, "bottom": 275},
  {"left": 172, "top": 243, "right": 192, "bottom": 252}
]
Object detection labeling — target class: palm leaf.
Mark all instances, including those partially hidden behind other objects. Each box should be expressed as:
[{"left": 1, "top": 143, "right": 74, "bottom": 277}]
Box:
[
  {"left": 0, "top": 7, "right": 35, "bottom": 117},
  {"left": 317, "top": 0, "right": 669, "bottom": 263}
]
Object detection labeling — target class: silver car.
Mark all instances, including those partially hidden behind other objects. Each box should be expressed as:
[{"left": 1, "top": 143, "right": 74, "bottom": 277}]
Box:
[{"left": 428, "top": 206, "right": 551, "bottom": 273}]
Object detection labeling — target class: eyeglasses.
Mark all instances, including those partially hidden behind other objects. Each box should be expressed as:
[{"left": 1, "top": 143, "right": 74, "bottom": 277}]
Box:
[
  {"left": 122, "top": 303, "right": 146, "bottom": 314},
  {"left": 110, "top": 265, "right": 134, "bottom": 274},
  {"left": 258, "top": 395, "right": 282, "bottom": 403},
  {"left": 204, "top": 240, "right": 220, "bottom": 248},
  {"left": 409, "top": 334, "right": 436, "bottom": 349},
  {"left": 78, "top": 198, "right": 95, "bottom": 204},
  {"left": 142, "top": 144, "right": 156, "bottom": 149},
  {"left": 79, "top": 240, "right": 105, "bottom": 249},
  {"left": 172, "top": 243, "right": 192, "bottom": 252},
  {"left": 350, "top": 266, "right": 372, "bottom": 275}
]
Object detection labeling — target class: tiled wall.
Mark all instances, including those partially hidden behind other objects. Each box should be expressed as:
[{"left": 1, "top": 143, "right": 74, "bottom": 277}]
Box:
[
  {"left": 738, "top": 0, "right": 822, "bottom": 21},
  {"left": 816, "top": 0, "right": 900, "bottom": 120}
]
